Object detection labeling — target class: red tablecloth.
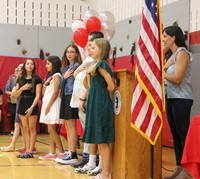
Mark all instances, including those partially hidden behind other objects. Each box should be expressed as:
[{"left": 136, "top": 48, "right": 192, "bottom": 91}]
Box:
[
  {"left": 60, "top": 119, "right": 84, "bottom": 140},
  {"left": 181, "top": 115, "right": 200, "bottom": 179}
]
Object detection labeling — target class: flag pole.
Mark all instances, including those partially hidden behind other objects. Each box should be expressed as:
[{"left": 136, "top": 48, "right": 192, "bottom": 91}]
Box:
[{"left": 149, "top": 144, "right": 154, "bottom": 179}]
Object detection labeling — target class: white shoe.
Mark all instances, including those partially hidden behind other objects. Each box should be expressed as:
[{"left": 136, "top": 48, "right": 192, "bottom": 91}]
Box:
[
  {"left": 54, "top": 151, "right": 70, "bottom": 162},
  {"left": 87, "top": 166, "right": 102, "bottom": 176},
  {"left": 57, "top": 153, "right": 78, "bottom": 165},
  {"left": 75, "top": 163, "right": 96, "bottom": 174}
]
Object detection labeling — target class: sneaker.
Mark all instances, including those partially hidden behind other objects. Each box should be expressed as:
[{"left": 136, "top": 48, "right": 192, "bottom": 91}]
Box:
[
  {"left": 38, "top": 153, "right": 57, "bottom": 160},
  {"left": 54, "top": 151, "right": 70, "bottom": 163},
  {"left": 16, "top": 152, "right": 34, "bottom": 159},
  {"left": 17, "top": 148, "right": 26, "bottom": 153},
  {"left": 87, "top": 166, "right": 102, "bottom": 176},
  {"left": 0, "top": 146, "right": 15, "bottom": 152},
  {"left": 18, "top": 147, "right": 37, "bottom": 154},
  {"left": 57, "top": 153, "right": 78, "bottom": 165},
  {"left": 71, "top": 160, "right": 88, "bottom": 168},
  {"left": 57, "top": 153, "right": 66, "bottom": 159},
  {"left": 33, "top": 147, "right": 37, "bottom": 154},
  {"left": 75, "top": 163, "right": 96, "bottom": 174}
]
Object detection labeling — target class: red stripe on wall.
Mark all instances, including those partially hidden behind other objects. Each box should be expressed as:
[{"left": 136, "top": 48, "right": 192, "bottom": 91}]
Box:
[{"left": 190, "top": 30, "right": 200, "bottom": 45}]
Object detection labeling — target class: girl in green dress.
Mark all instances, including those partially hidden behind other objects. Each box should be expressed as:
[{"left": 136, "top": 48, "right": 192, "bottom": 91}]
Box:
[{"left": 83, "top": 39, "right": 115, "bottom": 179}]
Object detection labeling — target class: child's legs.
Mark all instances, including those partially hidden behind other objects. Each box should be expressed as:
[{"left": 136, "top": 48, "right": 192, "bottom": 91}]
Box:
[
  {"left": 9, "top": 122, "right": 21, "bottom": 147},
  {"left": 65, "top": 119, "right": 77, "bottom": 152},
  {"left": 19, "top": 115, "right": 30, "bottom": 151},
  {"left": 8, "top": 103, "right": 16, "bottom": 131},
  {"left": 90, "top": 144, "right": 98, "bottom": 155},
  {"left": 79, "top": 111, "right": 89, "bottom": 154},
  {"left": 48, "top": 124, "right": 64, "bottom": 153},
  {"left": 98, "top": 143, "right": 111, "bottom": 179},
  {"left": 27, "top": 115, "right": 37, "bottom": 153}
]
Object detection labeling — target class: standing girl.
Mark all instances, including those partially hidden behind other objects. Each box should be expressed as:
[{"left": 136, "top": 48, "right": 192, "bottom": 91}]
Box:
[
  {"left": 12, "top": 59, "right": 42, "bottom": 158},
  {"left": 83, "top": 39, "right": 115, "bottom": 179},
  {"left": 55, "top": 43, "right": 82, "bottom": 165},
  {"left": 39, "top": 56, "right": 65, "bottom": 160}
]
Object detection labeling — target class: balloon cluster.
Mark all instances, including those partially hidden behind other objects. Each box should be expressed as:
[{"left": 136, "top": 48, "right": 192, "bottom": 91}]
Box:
[{"left": 72, "top": 10, "right": 115, "bottom": 48}]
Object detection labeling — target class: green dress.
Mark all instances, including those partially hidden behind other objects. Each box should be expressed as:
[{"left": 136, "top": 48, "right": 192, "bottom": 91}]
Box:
[{"left": 83, "top": 60, "right": 115, "bottom": 144}]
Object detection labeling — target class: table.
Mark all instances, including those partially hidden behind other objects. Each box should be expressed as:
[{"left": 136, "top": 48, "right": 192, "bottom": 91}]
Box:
[{"left": 181, "top": 115, "right": 200, "bottom": 179}]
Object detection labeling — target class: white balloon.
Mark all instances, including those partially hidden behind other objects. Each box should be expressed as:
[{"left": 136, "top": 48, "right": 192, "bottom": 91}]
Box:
[
  {"left": 101, "top": 21, "right": 115, "bottom": 41},
  {"left": 99, "top": 11, "right": 115, "bottom": 23},
  {"left": 78, "top": 46, "right": 87, "bottom": 60},
  {"left": 83, "top": 9, "right": 99, "bottom": 22},
  {"left": 71, "top": 19, "right": 86, "bottom": 33}
]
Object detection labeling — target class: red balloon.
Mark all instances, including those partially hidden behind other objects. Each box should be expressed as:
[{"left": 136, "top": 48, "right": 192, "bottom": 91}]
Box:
[
  {"left": 73, "top": 28, "right": 88, "bottom": 48},
  {"left": 86, "top": 16, "right": 101, "bottom": 33}
]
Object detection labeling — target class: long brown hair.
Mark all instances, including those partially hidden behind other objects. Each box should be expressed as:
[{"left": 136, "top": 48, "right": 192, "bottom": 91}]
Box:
[
  {"left": 18, "top": 59, "right": 37, "bottom": 93},
  {"left": 88, "top": 39, "right": 111, "bottom": 76},
  {"left": 61, "top": 42, "right": 82, "bottom": 72}
]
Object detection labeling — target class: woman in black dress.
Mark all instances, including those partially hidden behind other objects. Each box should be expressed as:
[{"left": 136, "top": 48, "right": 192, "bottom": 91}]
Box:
[{"left": 12, "top": 59, "right": 42, "bottom": 158}]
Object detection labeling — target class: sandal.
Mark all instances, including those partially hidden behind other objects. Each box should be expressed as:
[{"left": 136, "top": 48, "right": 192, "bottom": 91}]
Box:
[
  {"left": 75, "top": 163, "right": 95, "bottom": 174},
  {"left": 17, "top": 152, "right": 34, "bottom": 158},
  {"left": 88, "top": 166, "right": 102, "bottom": 176},
  {"left": 0, "top": 146, "right": 15, "bottom": 152}
]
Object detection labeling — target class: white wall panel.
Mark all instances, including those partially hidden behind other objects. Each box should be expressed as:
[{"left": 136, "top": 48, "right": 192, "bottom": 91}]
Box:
[
  {"left": 33, "top": 1, "right": 40, "bottom": 26},
  {"left": 190, "top": 3, "right": 200, "bottom": 32},
  {"left": 0, "top": 23, "right": 72, "bottom": 59},
  {"left": 38, "top": 26, "right": 73, "bottom": 58},
  {"left": 1, "top": 0, "right": 199, "bottom": 32},
  {"left": 0, "top": 24, "right": 38, "bottom": 58},
  {"left": 48, "top": 2, "right": 56, "bottom": 27},
  {"left": 8, "top": 0, "right": 16, "bottom": 24},
  {"left": 25, "top": 1, "right": 33, "bottom": 25},
  {"left": 0, "top": 0, "right": 97, "bottom": 27},
  {"left": 16, "top": 1, "right": 24, "bottom": 25},
  {"left": 0, "top": 1, "right": 7, "bottom": 23}
]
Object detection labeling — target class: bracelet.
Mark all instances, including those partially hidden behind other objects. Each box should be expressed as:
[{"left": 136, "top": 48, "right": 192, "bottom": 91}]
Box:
[
  {"left": 43, "top": 82, "right": 50, "bottom": 87},
  {"left": 79, "top": 98, "right": 86, "bottom": 101},
  {"left": 30, "top": 105, "right": 34, "bottom": 109}
]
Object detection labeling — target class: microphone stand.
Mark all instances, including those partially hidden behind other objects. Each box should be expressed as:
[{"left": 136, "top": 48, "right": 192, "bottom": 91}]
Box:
[
  {"left": 112, "top": 47, "right": 117, "bottom": 67},
  {"left": 130, "top": 43, "right": 135, "bottom": 70}
]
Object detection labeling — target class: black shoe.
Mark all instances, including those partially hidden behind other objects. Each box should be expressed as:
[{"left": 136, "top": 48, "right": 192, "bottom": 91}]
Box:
[{"left": 71, "top": 160, "right": 88, "bottom": 168}]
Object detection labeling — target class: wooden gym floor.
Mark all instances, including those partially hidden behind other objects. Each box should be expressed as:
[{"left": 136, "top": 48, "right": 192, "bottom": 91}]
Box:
[{"left": 0, "top": 134, "right": 175, "bottom": 179}]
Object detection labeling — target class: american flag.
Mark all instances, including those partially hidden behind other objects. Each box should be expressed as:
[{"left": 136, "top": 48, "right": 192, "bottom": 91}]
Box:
[{"left": 131, "top": 0, "right": 163, "bottom": 145}]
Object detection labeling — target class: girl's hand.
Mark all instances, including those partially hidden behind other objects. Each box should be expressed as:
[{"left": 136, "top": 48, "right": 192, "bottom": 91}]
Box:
[
  {"left": 45, "top": 105, "right": 51, "bottom": 115},
  {"left": 64, "top": 68, "right": 74, "bottom": 79},
  {"left": 22, "top": 83, "right": 32, "bottom": 91},
  {"left": 164, "top": 57, "right": 174, "bottom": 71},
  {"left": 25, "top": 106, "right": 33, "bottom": 116},
  {"left": 78, "top": 62, "right": 89, "bottom": 71},
  {"left": 79, "top": 100, "right": 86, "bottom": 113},
  {"left": 45, "top": 76, "right": 52, "bottom": 84}
]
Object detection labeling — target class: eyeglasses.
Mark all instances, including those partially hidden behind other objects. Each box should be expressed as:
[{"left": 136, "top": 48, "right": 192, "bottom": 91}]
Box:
[{"left": 66, "top": 51, "right": 76, "bottom": 54}]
